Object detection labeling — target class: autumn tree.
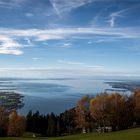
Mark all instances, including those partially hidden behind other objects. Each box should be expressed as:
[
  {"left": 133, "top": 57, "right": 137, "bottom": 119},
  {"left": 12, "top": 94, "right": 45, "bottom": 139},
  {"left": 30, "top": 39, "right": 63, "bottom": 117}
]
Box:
[
  {"left": 0, "top": 107, "right": 8, "bottom": 136},
  {"left": 90, "top": 93, "right": 109, "bottom": 129},
  {"left": 132, "top": 90, "right": 140, "bottom": 124},
  {"left": 90, "top": 93, "right": 128, "bottom": 131},
  {"left": 8, "top": 110, "right": 25, "bottom": 136},
  {"left": 75, "top": 96, "right": 90, "bottom": 133},
  {"left": 107, "top": 93, "right": 127, "bottom": 130}
]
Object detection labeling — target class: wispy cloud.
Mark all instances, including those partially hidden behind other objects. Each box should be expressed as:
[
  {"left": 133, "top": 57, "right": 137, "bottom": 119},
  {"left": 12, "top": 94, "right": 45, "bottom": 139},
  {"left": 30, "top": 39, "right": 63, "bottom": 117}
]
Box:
[
  {"left": 1, "top": 27, "right": 139, "bottom": 39},
  {"left": 58, "top": 59, "right": 104, "bottom": 70},
  {"left": 58, "top": 60, "right": 85, "bottom": 65},
  {"left": 32, "top": 57, "right": 42, "bottom": 60},
  {"left": 95, "top": 37, "right": 118, "bottom": 43},
  {"left": 87, "top": 41, "right": 92, "bottom": 44},
  {"left": 49, "top": 0, "right": 93, "bottom": 17},
  {"left": 25, "top": 13, "right": 34, "bottom": 17},
  {"left": 61, "top": 43, "right": 72, "bottom": 48},
  {"left": 0, "top": 26, "right": 139, "bottom": 55},
  {"left": 0, "top": 0, "right": 25, "bottom": 8},
  {"left": 0, "top": 49, "right": 22, "bottom": 55},
  {"left": 0, "top": 35, "right": 22, "bottom": 55},
  {"left": 24, "top": 38, "right": 32, "bottom": 45},
  {"left": 0, "top": 67, "right": 140, "bottom": 78},
  {"left": 107, "top": 8, "right": 130, "bottom": 27}
]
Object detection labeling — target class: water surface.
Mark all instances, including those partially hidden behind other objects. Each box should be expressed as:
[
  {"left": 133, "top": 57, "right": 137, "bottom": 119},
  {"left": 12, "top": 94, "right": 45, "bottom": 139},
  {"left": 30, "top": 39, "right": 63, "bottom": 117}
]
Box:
[{"left": 0, "top": 78, "right": 117, "bottom": 115}]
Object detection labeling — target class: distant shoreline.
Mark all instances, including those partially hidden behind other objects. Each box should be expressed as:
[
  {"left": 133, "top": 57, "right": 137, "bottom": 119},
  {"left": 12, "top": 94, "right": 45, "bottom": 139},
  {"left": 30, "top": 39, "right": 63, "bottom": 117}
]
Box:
[
  {"left": 0, "top": 92, "right": 24, "bottom": 111},
  {"left": 105, "top": 81, "right": 140, "bottom": 92}
]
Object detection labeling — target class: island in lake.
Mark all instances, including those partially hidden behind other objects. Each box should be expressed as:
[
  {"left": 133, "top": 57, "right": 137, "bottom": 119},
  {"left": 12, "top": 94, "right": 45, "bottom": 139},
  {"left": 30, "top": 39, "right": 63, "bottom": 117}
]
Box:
[{"left": 0, "top": 92, "right": 24, "bottom": 111}]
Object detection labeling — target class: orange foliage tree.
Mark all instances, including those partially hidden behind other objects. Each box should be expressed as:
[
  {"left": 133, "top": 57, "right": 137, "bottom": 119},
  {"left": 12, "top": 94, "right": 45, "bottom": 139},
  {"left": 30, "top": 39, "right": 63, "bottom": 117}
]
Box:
[
  {"left": 8, "top": 110, "right": 25, "bottom": 136},
  {"left": 0, "top": 107, "right": 8, "bottom": 136},
  {"left": 132, "top": 90, "right": 140, "bottom": 124},
  {"left": 90, "top": 93, "right": 127, "bottom": 130},
  {"left": 75, "top": 96, "right": 90, "bottom": 133}
]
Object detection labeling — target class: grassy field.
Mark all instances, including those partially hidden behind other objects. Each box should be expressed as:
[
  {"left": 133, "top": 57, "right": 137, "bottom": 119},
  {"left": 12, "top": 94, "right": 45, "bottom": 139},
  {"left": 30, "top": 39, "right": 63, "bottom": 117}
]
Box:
[{"left": 0, "top": 128, "right": 140, "bottom": 140}]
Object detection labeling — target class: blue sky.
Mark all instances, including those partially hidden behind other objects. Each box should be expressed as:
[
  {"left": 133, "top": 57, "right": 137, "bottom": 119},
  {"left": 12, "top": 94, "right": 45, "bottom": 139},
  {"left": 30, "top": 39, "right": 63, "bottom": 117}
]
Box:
[{"left": 0, "top": 0, "right": 140, "bottom": 78}]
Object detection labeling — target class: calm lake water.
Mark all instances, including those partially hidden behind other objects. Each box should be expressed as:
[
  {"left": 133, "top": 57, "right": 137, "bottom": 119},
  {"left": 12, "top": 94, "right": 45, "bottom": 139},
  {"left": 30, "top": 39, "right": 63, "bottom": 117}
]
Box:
[{"left": 0, "top": 78, "right": 125, "bottom": 115}]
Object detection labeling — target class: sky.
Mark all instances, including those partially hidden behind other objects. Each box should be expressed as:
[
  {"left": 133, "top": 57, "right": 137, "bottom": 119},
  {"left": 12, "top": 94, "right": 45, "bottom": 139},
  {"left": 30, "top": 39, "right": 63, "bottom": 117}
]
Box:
[{"left": 0, "top": 0, "right": 140, "bottom": 78}]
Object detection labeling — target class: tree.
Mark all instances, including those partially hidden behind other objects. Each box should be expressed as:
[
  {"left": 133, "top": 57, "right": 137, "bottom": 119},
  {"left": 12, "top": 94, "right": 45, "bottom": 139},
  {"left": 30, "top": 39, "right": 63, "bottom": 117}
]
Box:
[
  {"left": 75, "top": 96, "right": 90, "bottom": 133},
  {"left": 8, "top": 110, "right": 25, "bottom": 136},
  {"left": 0, "top": 107, "right": 8, "bottom": 136},
  {"left": 90, "top": 93, "right": 127, "bottom": 131},
  {"left": 47, "top": 113, "right": 56, "bottom": 136},
  {"left": 132, "top": 90, "right": 140, "bottom": 124},
  {"left": 26, "top": 110, "right": 33, "bottom": 132},
  {"left": 60, "top": 108, "right": 76, "bottom": 134},
  {"left": 90, "top": 93, "right": 109, "bottom": 130},
  {"left": 32, "top": 111, "right": 40, "bottom": 133},
  {"left": 107, "top": 93, "right": 127, "bottom": 130}
]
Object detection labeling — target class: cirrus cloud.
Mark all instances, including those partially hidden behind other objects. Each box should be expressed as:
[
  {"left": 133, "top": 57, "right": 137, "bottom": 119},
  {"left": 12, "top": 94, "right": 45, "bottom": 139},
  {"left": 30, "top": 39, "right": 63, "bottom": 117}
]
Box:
[{"left": 0, "top": 26, "right": 139, "bottom": 55}]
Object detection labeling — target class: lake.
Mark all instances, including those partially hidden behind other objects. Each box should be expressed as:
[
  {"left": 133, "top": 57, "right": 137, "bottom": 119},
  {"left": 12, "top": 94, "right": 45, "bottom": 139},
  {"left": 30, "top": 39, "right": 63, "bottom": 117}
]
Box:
[{"left": 0, "top": 77, "right": 129, "bottom": 115}]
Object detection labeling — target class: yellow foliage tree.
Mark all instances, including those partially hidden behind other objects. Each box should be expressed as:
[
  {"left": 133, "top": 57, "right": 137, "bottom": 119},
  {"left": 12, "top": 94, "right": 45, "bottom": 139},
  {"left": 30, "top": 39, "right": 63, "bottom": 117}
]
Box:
[
  {"left": 133, "top": 90, "right": 140, "bottom": 123},
  {"left": 8, "top": 110, "right": 25, "bottom": 136},
  {"left": 0, "top": 107, "right": 8, "bottom": 136},
  {"left": 75, "top": 96, "right": 90, "bottom": 133},
  {"left": 90, "top": 93, "right": 109, "bottom": 128},
  {"left": 90, "top": 93, "right": 127, "bottom": 130}
]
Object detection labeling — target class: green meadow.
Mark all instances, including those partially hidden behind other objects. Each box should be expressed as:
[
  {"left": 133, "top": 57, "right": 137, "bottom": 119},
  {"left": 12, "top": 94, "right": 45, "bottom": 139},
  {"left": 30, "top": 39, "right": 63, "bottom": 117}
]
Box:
[{"left": 0, "top": 128, "right": 139, "bottom": 140}]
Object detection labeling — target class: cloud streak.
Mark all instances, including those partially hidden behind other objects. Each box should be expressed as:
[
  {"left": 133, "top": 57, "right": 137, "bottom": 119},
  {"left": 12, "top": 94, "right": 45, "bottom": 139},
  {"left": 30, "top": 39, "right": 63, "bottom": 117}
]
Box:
[
  {"left": 49, "top": 0, "right": 93, "bottom": 17},
  {"left": 0, "top": 0, "right": 25, "bottom": 8},
  {"left": 25, "top": 13, "right": 34, "bottom": 17},
  {"left": 61, "top": 43, "right": 72, "bottom": 48},
  {"left": 107, "top": 8, "right": 131, "bottom": 27},
  {"left": 0, "top": 26, "right": 139, "bottom": 55},
  {"left": 32, "top": 57, "right": 42, "bottom": 60},
  {"left": 58, "top": 60, "right": 104, "bottom": 70},
  {"left": 0, "top": 67, "right": 140, "bottom": 78},
  {"left": 0, "top": 35, "right": 23, "bottom": 55}
]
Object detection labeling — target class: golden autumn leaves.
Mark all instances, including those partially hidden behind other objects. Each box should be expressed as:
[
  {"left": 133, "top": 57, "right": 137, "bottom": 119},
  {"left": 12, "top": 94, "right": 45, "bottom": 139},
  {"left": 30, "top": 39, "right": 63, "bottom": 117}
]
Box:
[
  {"left": 75, "top": 90, "right": 140, "bottom": 132},
  {"left": 0, "top": 108, "right": 25, "bottom": 136}
]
